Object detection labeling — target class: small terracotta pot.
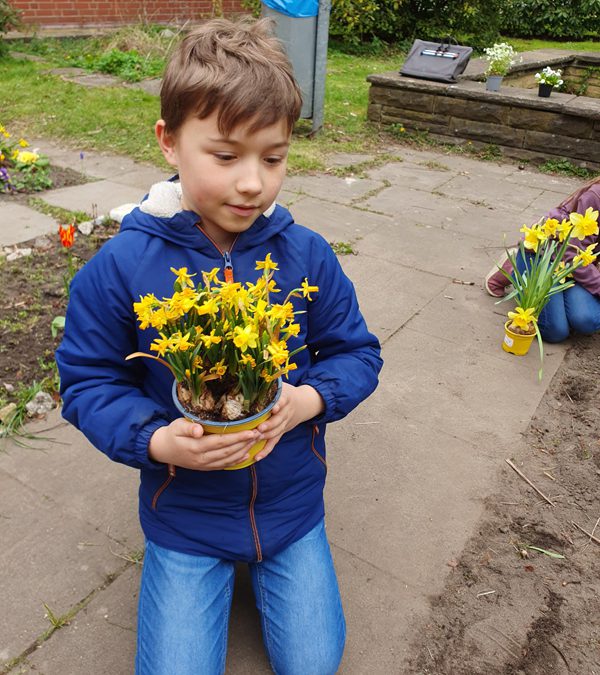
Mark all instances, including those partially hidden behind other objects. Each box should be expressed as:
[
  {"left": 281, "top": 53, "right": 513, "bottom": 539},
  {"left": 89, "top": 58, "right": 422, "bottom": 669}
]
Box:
[
  {"left": 502, "top": 321, "right": 535, "bottom": 356},
  {"left": 172, "top": 379, "right": 282, "bottom": 470}
]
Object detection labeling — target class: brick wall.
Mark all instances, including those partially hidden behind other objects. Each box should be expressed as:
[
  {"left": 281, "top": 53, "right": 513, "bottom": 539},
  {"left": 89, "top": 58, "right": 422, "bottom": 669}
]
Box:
[{"left": 10, "top": 1, "right": 246, "bottom": 28}]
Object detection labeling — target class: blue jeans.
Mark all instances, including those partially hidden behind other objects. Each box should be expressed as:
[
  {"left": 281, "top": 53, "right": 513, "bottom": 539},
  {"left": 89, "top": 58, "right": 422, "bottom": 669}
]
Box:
[
  {"left": 516, "top": 253, "right": 600, "bottom": 343},
  {"left": 135, "top": 519, "right": 345, "bottom": 675}
]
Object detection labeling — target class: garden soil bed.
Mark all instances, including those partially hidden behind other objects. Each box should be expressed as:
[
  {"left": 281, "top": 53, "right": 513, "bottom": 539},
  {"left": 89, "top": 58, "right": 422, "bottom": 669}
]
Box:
[
  {"left": 0, "top": 217, "right": 119, "bottom": 404},
  {"left": 408, "top": 334, "right": 600, "bottom": 674}
]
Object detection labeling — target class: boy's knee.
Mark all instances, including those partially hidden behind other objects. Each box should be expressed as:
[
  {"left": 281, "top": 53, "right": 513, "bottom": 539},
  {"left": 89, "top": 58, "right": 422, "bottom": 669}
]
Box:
[{"left": 270, "top": 635, "right": 345, "bottom": 675}]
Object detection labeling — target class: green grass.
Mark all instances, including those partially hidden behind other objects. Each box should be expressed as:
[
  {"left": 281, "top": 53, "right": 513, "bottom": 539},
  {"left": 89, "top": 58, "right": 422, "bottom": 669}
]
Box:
[
  {"left": 0, "top": 40, "right": 404, "bottom": 173},
  {"left": 504, "top": 37, "right": 600, "bottom": 53}
]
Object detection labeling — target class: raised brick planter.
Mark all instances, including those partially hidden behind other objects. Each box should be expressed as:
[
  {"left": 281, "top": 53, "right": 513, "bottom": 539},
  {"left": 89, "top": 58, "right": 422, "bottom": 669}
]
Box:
[{"left": 367, "top": 51, "right": 600, "bottom": 171}]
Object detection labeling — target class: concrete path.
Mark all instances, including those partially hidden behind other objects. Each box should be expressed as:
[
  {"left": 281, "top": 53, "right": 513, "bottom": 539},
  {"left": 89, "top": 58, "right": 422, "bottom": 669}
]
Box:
[{"left": 0, "top": 142, "right": 583, "bottom": 674}]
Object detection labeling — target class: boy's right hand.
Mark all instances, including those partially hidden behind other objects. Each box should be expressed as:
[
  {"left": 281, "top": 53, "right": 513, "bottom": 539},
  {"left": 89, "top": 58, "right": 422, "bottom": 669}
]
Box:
[{"left": 148, "top": 418, "right": 263, "bottom": 471}]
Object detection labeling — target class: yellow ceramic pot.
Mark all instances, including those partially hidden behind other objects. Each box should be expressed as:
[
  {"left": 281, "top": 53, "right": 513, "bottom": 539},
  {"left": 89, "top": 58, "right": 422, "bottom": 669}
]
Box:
[
  {"left": 502, "top": 321, "right": 535, "bottom": 356},
  {"left": 172, "top": 380, "right": 282, "bottom": 470}
]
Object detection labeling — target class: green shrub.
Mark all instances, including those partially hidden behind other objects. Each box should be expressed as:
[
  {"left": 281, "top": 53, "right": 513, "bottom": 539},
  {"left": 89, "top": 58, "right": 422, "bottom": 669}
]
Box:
[
  {"left": 0, "top": 0, "right": 20, "bottom": 57},
  {"left": 330, "top": 0, "right": 503, "bottom": 49},
  {"left": 499, "top": 0, "right": 600, "bottom": 39}
]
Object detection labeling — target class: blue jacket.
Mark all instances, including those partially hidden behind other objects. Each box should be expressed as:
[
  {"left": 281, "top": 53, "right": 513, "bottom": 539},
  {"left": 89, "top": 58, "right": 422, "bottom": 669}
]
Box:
[{"left": 56, "top": 194, "right": 382, "bottom": 562}]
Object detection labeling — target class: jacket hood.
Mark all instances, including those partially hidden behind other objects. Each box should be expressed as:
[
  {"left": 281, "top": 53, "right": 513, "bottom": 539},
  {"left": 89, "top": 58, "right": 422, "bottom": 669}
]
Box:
[{"left": 119, "top": 179, "right": 294, "bottom": 252}]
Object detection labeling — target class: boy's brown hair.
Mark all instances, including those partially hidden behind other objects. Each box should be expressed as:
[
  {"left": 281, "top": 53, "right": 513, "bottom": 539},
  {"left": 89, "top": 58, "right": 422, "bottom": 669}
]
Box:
[{"left": 160, "top": 17, "right": 303, "bottom": 136}]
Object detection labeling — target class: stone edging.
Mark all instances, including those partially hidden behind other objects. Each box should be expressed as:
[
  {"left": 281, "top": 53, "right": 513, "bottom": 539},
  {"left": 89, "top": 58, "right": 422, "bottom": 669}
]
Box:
[{"left": 367, "top": 50, "right": 600, "bottom": 170}]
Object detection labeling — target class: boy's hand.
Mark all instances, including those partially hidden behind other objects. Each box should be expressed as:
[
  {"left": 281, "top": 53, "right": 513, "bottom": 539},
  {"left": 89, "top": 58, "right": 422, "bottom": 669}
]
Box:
[
  {"left": 254, "top": 383, "right": 324, "bottom": 461},
  {"left": 149, "top": 418, "right": 263, "bottom": 471}
]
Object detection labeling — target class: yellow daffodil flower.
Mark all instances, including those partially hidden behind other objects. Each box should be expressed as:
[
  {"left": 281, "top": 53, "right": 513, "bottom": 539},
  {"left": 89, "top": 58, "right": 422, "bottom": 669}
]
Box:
[
  {"left": 507, "top": 306, "right": 537, "bottom": 331},
  {"left": 150, "top": 335, "right": 172, "bottom": 357},
  {"left": 149, "top": 308, "right": 169, "bottom": 330},
  {"left": 541, "top": 218, "right": 559, "bottom": 238},
  {"left": 269, "top": 302, "right": 295, "bottom": 322},
  {"left": 267, "top": 340, "right": 289, "bottom": 366},
  {"left": 569, "top": 207, "right": 599, "bottom": 240},
  {"left": 255, "top": 253, "right": 279, "bottom": 272},
  {"left": 573, "top": 243, "right": 598, "bottom": 267},
  {"left": 233, "top": 325, "right": 259, "bottom": 352},
  {"left": 200, "top": 330, "right": 222, "bottom": 348},
  {"left": 240, "top": 353, "right": 256, "bottom": 368},
  {"left": 196, "top": 297, "right": 219, "bottom": 316},
  {"left": 219, "top": 282, "right": 243, "bottom": 306},
  {"left": 170, "top": 332, "right": 194, "bottom": 352},
  {"left": 202, "top": 267, "right": 220, "bottom": 285},
  {"left": 170, "top": 266, "right": 196, "bottom": 288},
  {"left": 519, "top": 224, "right": 546, "bottom": 253},
  {"left": 18, "top": 138, "right": 29, "bottom": 148},
  {"left": 301, "top": 279, "right": 319, "bottom": 300},
  {"left": 210, "top": 360, "right": 227, "bottom": 377},
  {"left": 556, "top": 219, "right": 572, "bottom": 243},
  {"left": 283, "top": 322, "right": 301, "bottom": 337}
]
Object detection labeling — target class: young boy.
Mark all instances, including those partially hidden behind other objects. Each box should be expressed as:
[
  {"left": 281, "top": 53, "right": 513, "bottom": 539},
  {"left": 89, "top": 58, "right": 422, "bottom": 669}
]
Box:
[{"left": 56, "top": 17, "right": 382, "bottom": 674}]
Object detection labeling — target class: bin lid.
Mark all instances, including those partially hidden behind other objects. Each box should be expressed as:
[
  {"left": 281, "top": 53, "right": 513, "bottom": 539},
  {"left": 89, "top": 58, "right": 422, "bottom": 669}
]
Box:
[{"left": 262, "top": 0, "right": 318, "bottom": 17}]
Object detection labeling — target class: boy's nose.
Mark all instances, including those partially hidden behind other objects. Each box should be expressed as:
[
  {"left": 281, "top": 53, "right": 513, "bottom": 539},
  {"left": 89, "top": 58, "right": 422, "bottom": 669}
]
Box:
[{"left": 236, "top": 163, "right": 262, "bottom": 195}]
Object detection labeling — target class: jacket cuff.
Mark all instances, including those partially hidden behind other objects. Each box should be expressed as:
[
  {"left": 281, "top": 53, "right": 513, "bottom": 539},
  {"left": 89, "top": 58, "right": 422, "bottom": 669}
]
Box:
[
  {"left": 300, "top": 377, "right": 335, "bottom": 423},
  {"left": 135, "top": 418, "right": 170, "bottom": 470}
]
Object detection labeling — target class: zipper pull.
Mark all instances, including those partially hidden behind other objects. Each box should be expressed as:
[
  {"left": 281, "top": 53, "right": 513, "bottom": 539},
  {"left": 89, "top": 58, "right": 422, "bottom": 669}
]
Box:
[{"left": 223, "top": 251, "right": 234, "bottom": 283}]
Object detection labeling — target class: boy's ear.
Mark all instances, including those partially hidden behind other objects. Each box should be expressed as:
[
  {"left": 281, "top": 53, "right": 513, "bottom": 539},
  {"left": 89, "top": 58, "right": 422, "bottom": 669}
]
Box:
[{"left": 155, "top": 120, "right": 178, "bottom": 168}]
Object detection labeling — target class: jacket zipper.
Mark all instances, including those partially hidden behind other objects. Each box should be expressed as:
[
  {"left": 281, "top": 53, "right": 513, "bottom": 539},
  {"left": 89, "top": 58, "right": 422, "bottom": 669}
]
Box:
[
  {"left": 249, "top": 465, "right": 263, "bottom": 561},
  {"left": 311, "top": 425, "right": 327, "bottom": 472},
  {"left": 195, "top": 223, "right": 263, "bottom": 560},
  {"left": 195, "top": 223, "right": 237, "bottom": 282},
  {"left": 151, "top": 464, "right": 177, "bottom": 510}
]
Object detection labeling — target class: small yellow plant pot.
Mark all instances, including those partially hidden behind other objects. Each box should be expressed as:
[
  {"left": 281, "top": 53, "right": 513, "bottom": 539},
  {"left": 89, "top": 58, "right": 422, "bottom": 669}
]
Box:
[
  {"left": 502, "top": 321, "right": 535, "bottom": 356},
  {"left": 172, "top": 380, "right": 282, "bottom": 470}
]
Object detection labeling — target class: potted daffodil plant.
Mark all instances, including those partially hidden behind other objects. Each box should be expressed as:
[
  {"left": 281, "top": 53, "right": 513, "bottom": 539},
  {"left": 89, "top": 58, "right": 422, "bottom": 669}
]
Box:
[
  {"left": 127, "top": 255, "right": 318, "bottom": 469},
  {"left": 497, "top": 207, "right": 599, "bottom": 379}
]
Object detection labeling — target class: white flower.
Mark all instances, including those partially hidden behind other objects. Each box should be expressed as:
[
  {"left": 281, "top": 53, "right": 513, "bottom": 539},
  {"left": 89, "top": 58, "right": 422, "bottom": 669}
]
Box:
[
  {"left": 483, "top": 42, "right": 518, "bottom": 77},
  {"left": 535, "top": 66, "right": 563, "bottom": 86}
]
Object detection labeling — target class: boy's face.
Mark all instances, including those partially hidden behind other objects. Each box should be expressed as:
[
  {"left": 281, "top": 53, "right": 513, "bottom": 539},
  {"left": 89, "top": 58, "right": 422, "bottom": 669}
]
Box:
[{"left": 156, "top": 112, "right": 290, "bottom": 250}]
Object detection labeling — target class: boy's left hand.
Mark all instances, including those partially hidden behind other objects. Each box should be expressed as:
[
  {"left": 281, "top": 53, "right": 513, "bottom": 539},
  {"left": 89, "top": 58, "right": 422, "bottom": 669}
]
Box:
[{"left": 255, "top": 383, "right": 324, "bottom": 461}]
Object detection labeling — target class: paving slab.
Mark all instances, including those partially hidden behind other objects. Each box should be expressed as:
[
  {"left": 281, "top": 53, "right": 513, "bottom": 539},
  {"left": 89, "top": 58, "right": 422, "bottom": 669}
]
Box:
[
  {"left": 0, "top": 413, "right": 141, "bottom": 546},
  {"left": 365, "top": 162, "right": 456, "bottom": 192},
  {"left": 0, "top": 203, "right": 58, "bottom": 247},
  {"left": 41, "top": 181, "right": 145, "bottom": 217},
  {"left": 357, "top": 213, "right": 498, "bottom": 280},
  {"left": 435, "top": 172, "right": 546, "bottom": 211},
  {"left": 363, "top": 184, "right": 528, "bottom": 241},
  {"left": 376, "top": 326, "right": 563, "bottom": 446},
  {"left": 0, "top": 469, "right": 132, "bottom": 669},
  {"left": 30, "top": 139, "right": 168, "bottom": 182},
  {"left": 288, "top": 195, "right": 391, "bottom": 244},
  {"left": 338, "top": 254, "right": 449, "bottom": 342},
  {"left": 325, "top": 401, "right": 490, "bottom": 586},
  {"left": 282, "top": 173, "right": 386, "bottom": 204}
]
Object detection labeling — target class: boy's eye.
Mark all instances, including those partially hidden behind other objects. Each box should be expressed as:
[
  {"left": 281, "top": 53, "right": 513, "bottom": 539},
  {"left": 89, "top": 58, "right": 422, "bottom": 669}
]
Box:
[
  {"left": 214, "top": 153, "right": 236, "bottom": 162},
  {"left": 264, "top": 156, "right": 284, "bottom": 166}
]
